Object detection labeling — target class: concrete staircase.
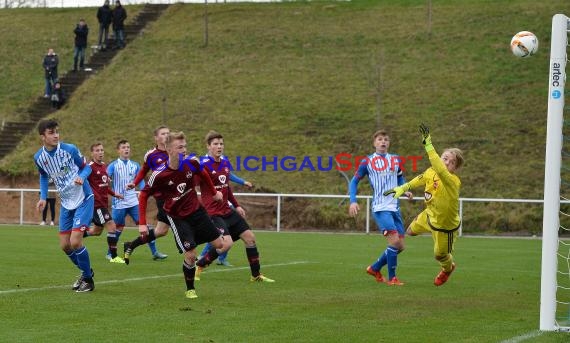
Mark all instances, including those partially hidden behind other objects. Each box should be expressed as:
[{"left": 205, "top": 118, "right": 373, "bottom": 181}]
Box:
[{"left": 0, "top": 3, "right": 169, "bottom": 159}]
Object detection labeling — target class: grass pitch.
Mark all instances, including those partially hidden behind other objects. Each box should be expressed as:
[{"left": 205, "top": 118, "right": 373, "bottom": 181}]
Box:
[{"left": 0, "top": 225, "right": 568, "bottom": 342}]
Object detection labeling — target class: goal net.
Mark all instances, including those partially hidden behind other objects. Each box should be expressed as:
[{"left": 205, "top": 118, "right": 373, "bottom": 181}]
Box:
[{"left": 541, "top": 13, "right": 570, "bottom": 332}]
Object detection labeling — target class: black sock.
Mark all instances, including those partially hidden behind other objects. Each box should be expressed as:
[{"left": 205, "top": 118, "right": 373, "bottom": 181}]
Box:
[
  {"left": 129, "top": 229, "right": 156, "bottom": 251},
  {"left": 107, "top": 233, "right": 118, "bottom": 258},
  {"left": 197, "top": 246, "right": 219, "bottom": 267},
  {"left": 182, "top": 261, "right": 195, "bottom": 290},
  {"left": 246, "top": 246, "right": 261, "bottom": 277}
]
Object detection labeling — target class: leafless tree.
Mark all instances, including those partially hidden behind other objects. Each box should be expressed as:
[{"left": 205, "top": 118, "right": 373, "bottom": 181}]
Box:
[
  {"left": 3, "top": 0, "right": 44, "bottom": 8},
  {"left": 372, "top": 50, "right": 385, "bottom": 129},
  {"left": 203, "top": 0, "right": 209, "bottom": 47},
  {"left": 427, "top": 0, "right": 433, "bottom": 36}
]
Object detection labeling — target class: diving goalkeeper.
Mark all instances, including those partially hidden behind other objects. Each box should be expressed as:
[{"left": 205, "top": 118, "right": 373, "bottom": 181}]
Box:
[{"left": 384, "top": 124, "right": 464, "bottom": 286}]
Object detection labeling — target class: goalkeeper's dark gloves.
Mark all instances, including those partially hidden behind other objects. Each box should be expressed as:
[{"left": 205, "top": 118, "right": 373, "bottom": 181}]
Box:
[
  {"left": 419, "top": 123, "right": 434, "bottom": 152},
  {"left": 383, "top": 184, "right": 410, "bottom": 198}
]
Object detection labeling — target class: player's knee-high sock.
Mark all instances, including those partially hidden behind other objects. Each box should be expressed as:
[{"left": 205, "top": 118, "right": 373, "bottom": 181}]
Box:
[
  {"left": 107, "top": 232, "right": 118, "bottom": 258},
  {"left": 439, "top": 253, "right": 453, "bottom": 272},
  {"left": 75, "top": 246, "right": 93, "bottom": 280},
  {"left": 197, "top": 247, "right": 219, "bottom": 267},
  {"left": 130, "top": 229, "right": 156, "bottom": 252},
  {"left": 246, "top": 246, "right": 261, "bottom": 277},
  {"left": 146, "top": 227, "right": 159, "bottom": 255},
  {"left": 66, "top": 250, "right": 79, "bottom": 267},
  {"left": 182, "top": 261, "right": 196, "bottom": 290},
  {"left": 385, "top": 246, "right": 399, "bottom": 279},
  {"left": 371, "top": 250, "right": 388, "bottom": 271},
  {"left": 108, "top": 228, "right": 123, "bottom": 255},
  {"left": 218, "top": 250, "right": 229, "bottom": 262},
  {"left": 199, "top": 242, "right": 212, "bottom": 259},
  {"left": 115, "top": 227, "right": 123, "bottom": 240},
  {"left": 148, "top": 240, "right": 158, "bottom": 255}
]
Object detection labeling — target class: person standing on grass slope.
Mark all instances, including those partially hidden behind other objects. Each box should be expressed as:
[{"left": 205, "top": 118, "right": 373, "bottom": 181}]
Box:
[
  {"left": 72, "top": 19, "right": 89, "bottom": 72},
  {"left": 195, "top": 130, "right": 274, "bottom": 283},
  {"left": 123, "top": 126, "right": 171, "bottom": 265},
  {"left": 34, "top": 119, "right": 95, "bottom": 292},
  {"left": 42, "top": 48, "right": 58, "bottom": 98},
  {"left": 107, "top": 139, "right": 167, "bottom": 261},
  {"left": 384, "top": 124, "right": 464, "bottom": 286},
  {"left": 348, "top": 129, "right": 412, "bottom": 286},
  {"left": 86, "top": 142, "right": 125, "bottom": 264},
  {"left": 111, "top": 1, "right": 127, "bottom": 49},
  {"left": 138, "top": 131, "right": 226, "bottom": 299},
  {"left": 96, "top": 0, "right": 113, "bottom": 51}
]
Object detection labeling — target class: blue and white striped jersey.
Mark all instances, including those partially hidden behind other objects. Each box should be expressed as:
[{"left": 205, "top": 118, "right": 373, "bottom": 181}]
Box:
[
  {"left": 349, "top": 152, "right": 405, "bottom": 212},
  {"left": 107, "top": 158, "right": 144, "bottom": 209},
  {"left": 34, "top": 142, "right": 92, "bottom": 210}
]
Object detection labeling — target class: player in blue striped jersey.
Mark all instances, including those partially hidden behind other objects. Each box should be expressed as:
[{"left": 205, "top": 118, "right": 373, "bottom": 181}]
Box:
[
  {"left": 348, "top": 129, "right": 412, "bottom": 286},
  {"left": 34, "top": 119, "right": 95, "bottom": 292},
  {"left": 107, "top": 139, "right": 167, "bottom": 261}
]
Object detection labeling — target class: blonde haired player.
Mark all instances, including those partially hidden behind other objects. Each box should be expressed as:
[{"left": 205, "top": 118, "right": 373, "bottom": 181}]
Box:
[{"left": 384, "top": 124, "right": 464, "bottom": 286}]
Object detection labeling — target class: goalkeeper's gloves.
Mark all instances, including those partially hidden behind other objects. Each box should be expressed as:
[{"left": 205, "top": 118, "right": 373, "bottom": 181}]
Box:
[
  {"left": 383, "top": 184, "right": 410, "bottom": 198},
  {"left": 419, "top": 123, "right": 434, "bottom": 152}
]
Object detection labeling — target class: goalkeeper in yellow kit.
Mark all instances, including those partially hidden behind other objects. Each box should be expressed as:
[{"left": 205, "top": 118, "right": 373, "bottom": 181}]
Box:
[{"left": 384, "top": 124, "right": 464, "bottom": 286}]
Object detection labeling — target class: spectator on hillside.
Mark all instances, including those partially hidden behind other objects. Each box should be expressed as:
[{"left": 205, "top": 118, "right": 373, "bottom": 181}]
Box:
[
  {"left": 42, "top": 48, "right": 58, "bottom": 98},
  {"left": 51, "top": 82, "right": 66, "bottom": 109},
  {"left": 112, "top": 1, "right": 127, "bottom": 49},
  {"left": 73, "top": 19, "right": 89, "bottom": 72},
  {"left": 97, "top": 0, "right": 113, "bottom": 51}
]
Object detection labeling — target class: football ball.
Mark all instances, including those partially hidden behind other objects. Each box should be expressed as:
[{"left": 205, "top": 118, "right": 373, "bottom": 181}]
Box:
[{"left": 510, "top": 31, "right": 538, "bottom": 58}]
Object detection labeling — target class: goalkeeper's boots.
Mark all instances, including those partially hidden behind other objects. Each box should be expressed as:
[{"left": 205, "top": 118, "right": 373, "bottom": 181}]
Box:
[
  {"left": 195, "top": 266, "right": 203, "bottom": 281},
  {"left": 434, "top": 263, "right": 456, "bottom": 287},
  {"left": 123, "top": 241, "right": 132, "bottom": 265},
  {"left": 386, "top": 277, "right": 405, "bottom": 286},
  {"left": 109, "top": 256, "right": 126, "bottom": 264},
  {"left": 366, "top": 266, "right": 385, "bottom": 283},
  {"left": 185, "top": 289, "right": 198, "bottom": 299},
  {"left": 250, "top": 274, "right": 275, "bottom": 283}
]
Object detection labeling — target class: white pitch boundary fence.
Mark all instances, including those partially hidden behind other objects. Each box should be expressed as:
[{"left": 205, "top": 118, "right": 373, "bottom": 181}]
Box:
[{"left": 0, "top": 187, "right": 547, "bottom": 233}]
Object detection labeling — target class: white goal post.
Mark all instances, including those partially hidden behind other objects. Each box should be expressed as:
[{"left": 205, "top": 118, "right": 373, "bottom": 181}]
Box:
[{"left": 540, "top": 13, "right": 569, "bottom": 332}]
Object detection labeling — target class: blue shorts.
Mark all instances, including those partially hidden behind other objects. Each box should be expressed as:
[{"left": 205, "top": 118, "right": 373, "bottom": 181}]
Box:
[
  {"left": 112, "top": 206, "right": 139, "bottom": 226},
  {"left": 59, "top": 195, "right": 95, "bottom": 234},
  {"left": 372, "top": 211, "right": 405, "bottom": 236}
]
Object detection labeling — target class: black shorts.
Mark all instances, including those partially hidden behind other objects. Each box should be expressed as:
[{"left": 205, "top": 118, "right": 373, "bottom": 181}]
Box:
[
  {"left": 211, "top": 210, "right": 250, "bottom": 242},
  {"left": 155, "top": 198, "right": 168, "bottom": 224},
  {"left": 168, "top": 207, "right": 221, "bottom": 253},
  {"left": 92, "top": 207, "right": 112, "bottom": 227}
]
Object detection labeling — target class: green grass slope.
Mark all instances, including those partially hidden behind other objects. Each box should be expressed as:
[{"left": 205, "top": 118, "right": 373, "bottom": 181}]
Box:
[{"left": 0, "top": 0, "right": 564, "bottom": 231}]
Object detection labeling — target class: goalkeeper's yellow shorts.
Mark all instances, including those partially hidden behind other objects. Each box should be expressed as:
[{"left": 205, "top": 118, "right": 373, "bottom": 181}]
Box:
[{"left": 409, "top": 210, "right": 458, "bottom": 257}]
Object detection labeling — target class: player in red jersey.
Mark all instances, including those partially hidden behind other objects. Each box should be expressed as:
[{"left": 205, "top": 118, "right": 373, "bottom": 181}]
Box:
[
  {"left": 195, "top": 130, "right": 274, "bottom": 283},
  {"left": 86, "top": 142, "right": 126, "bottom": 263},
  {"left": 123, "top": 126, "right": 170, "bottom": 264},
  {"left": 138, "top": 131, "right": 228, "bottom": 299}
]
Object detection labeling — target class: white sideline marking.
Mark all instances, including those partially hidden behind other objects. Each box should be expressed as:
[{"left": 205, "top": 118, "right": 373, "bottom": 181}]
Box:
[
  {"left": 0, "top": 261, "right": 311, "bottom": 295},
  {"left": 499, "top": 330, "right": 544, "bottom": 343}
]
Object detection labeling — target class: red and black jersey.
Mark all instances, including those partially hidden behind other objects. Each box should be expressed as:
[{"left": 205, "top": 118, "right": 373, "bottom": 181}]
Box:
[
  {"left": 132, "top": 146, "right": 169, "bottom": 186},
  {"left": 88, "top": 160, "right": 117, "bottom": 209},
  {"left": 138, "top": 156, "right": 217, "bottom": 224},
  {"left": 199, "top": 156, "right": 239, "bottom": 217}
]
